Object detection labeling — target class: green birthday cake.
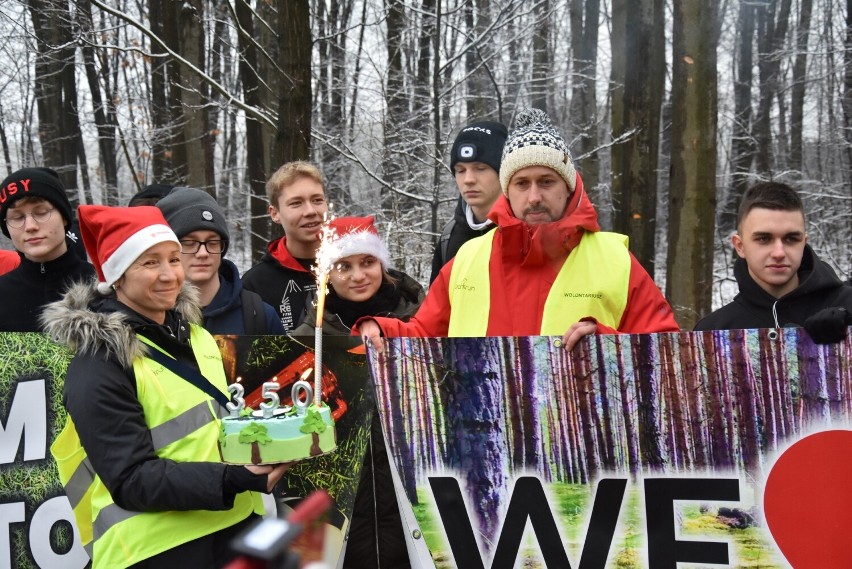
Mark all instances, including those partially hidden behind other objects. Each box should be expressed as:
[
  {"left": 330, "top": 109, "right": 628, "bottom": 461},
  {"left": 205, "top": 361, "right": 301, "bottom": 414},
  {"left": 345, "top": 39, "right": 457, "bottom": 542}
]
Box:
[{"left": 218, "top": 381, "right": 337, "bottom": 465}]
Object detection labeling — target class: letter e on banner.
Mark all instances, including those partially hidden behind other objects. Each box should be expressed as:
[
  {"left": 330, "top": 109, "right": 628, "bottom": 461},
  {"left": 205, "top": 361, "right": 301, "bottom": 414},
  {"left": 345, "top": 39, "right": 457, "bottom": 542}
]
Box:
[{"left": 0, "top": 380, "right": 47, "bottom": 464}]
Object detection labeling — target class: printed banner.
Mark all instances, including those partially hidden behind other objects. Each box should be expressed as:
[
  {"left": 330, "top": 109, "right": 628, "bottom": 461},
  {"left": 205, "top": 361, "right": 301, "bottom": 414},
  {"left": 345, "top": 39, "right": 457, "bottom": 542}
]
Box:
[
  {"left": 369, "top": 330, "right": 852, "bottom": 568},
  {"left": 0, "top": 333, "right": 371, "bottom": 569}
]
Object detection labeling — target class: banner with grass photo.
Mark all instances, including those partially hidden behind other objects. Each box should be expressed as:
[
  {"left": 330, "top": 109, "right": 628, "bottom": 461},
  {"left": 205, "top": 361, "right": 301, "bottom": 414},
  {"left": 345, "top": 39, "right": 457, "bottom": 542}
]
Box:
[
  {"left": 0, "top": 333, "right": 371, "bottom": 569},
  {"left": 368, "top": 331, "right": 852, "bottom": 569}
]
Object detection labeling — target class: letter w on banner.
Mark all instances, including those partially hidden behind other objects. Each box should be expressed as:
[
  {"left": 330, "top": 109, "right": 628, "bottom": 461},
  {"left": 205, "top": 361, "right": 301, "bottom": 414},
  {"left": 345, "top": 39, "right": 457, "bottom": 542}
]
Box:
[{"left": 367, "top": 331, "right": 852, "bottom": 569}]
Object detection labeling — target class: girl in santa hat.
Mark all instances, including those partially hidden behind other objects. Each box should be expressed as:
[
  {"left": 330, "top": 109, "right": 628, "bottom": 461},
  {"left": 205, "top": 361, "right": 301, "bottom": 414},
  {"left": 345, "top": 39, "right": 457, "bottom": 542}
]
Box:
[
  {"left": 291, "top": 215, "right": 423, "bottom": 568},
  {"left": 42, "top": 205, "right": 288, "bottom": 569},
  {"left": 291, "top": 215, "right": 424, "bottom": 337}
]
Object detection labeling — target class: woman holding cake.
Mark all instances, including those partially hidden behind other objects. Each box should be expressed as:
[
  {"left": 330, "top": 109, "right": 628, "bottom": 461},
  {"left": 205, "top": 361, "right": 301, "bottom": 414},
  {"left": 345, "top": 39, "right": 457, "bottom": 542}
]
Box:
[
  {"left": 292, "top": 216, "right": 423, "bottom": 568},
  {"left": 43, "top": 205, "right": 289, "bottom": 569}
]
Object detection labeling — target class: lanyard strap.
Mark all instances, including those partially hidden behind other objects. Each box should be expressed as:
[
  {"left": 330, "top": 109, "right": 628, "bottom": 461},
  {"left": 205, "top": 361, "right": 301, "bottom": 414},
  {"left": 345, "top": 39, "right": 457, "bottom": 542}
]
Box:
[{"left": 144, "top": 346, "right": 230, "bottom": 408}]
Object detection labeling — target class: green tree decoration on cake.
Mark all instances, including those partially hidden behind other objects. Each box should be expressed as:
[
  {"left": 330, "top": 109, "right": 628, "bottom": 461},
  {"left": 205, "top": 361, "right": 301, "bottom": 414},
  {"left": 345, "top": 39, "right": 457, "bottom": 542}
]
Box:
[
  {"left": 301, "top": 408, "right": 327, "bottom": 457},
  {"left": 239, "top": 422, "right": 271, "bottom": 465}
]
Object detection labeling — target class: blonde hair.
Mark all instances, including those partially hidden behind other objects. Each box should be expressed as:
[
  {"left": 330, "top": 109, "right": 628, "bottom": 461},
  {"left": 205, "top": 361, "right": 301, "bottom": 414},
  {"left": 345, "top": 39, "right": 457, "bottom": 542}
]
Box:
[{"left": 265, "top": 161, "right": 325, "bottom": 206}]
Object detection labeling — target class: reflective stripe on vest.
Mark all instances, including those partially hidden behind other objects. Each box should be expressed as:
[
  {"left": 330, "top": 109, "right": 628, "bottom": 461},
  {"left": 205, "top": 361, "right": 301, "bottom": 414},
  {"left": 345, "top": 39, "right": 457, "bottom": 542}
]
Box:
[
  {"left": 51, "top": 324, "right": 263, "bottom": 568},
  {"left": 50, "top": 417, "right": 96, "bottom": 547},
  {"left": 448, "top": 230, "right": 631, "bottom": 336}
]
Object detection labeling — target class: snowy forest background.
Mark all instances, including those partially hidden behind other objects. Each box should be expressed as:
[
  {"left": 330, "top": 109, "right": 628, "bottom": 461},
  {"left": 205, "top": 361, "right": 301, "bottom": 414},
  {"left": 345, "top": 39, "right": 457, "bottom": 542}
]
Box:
[{"left": 0, "top": 0, "right": 849, "bottom": 329}]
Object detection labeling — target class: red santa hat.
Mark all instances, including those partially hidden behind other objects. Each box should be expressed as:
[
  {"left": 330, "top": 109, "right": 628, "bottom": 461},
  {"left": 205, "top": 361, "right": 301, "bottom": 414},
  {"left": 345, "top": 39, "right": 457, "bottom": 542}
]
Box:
[
  {"left": 77, "top": 204, "right": 180, "bottom": 294},
  {"left": 326, "top": 216, "right": 390, "bottom": 269}
]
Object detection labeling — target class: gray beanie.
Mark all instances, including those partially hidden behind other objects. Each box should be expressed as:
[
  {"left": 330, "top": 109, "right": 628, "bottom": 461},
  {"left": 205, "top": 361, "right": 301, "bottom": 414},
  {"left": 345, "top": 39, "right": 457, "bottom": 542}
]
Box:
[{"left": 156, "top": 187, "right": 229, "bottom": 253}]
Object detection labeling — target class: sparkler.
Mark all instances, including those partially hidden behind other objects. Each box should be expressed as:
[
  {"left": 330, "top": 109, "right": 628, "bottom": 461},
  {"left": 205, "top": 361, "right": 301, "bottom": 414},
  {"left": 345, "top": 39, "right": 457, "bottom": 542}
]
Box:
[{"left": 311, "top": 212, "right": 338, "bottom": 406}]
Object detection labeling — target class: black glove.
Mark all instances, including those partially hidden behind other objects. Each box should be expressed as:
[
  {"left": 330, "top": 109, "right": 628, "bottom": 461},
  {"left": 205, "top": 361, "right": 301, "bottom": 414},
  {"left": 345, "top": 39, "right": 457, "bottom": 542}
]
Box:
[{"left": 803, "top": 307, "right": 852, "bottom": 344}]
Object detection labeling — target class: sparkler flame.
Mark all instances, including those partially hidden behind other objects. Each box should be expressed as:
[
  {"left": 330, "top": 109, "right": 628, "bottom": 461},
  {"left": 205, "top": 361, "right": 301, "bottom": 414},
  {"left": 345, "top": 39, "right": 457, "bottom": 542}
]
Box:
[{"left": 310, "top": 212, "right": 338, "bottom": 406}]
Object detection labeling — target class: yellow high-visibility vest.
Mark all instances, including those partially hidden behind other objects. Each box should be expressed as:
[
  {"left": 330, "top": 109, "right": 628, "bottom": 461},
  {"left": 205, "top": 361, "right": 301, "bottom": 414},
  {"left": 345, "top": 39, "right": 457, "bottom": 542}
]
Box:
[
  {"left": 447, "top": 230, "right": 631, "bottom": 336},
  {"left": 50, "top": 324, "right": 263, "bottom": 568}
]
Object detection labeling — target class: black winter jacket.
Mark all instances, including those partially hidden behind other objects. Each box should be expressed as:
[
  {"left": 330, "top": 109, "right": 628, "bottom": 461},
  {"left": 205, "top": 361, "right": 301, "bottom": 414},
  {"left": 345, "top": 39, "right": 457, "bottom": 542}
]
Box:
[
  {"left": 241, "top": 238, "right": 317, "bottom": 334},
  {"left": 292, "top": 269, "right": 422, "bottom": 569},
  {"left": 291, "top": 269, "right": 424, "bottom": 336},
  {"left": 429, "top": 196, "right": 495, "bottom": 284},
  {"left": 0, "top": 244, "right": 95, "bottom": 331},
  {"left": 694, "top": 245, "right": 852, "bottom": 331},
  {"left": 41, "top": 282, "right": 269, "bottom": 567}
]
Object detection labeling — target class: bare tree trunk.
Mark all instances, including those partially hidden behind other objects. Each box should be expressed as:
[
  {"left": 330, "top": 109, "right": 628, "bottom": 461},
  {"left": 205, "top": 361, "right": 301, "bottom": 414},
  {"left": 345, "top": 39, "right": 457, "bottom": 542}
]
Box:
[
  {"left": 754, "top": 0, "right": 792, "bottom": 174},
  {"left": 718, "top": 1, "right": 757, "bottom": 237},
  {"left": 609, "top": 0, "right": 627, "bottom": 227},
  {"left": 148, "top": 0, "right": 172, "bottom": 181},
  {"left": 568, "top": 0, "right": 601, "bottom": 208},
  {"left": 382, "top": 0, "right": 406, "bottom": 208},
  {"left": 28, "top": 0, "right": 81, "bottom": 197},
  {"left": 845, "top": 0, "right": 852, "bottom": 196},
  {"left": 612, "top": 0, "right": 665, "bottom": 276},
  {"left": 464, "top": 0, "right": 496, "bottom": 119},
  {"left": 666, "top": 0, "right": 719, "bottom": 329},
  {"left": 177, "top": 0, "right": 213, "bottom": 189},
  {"left": 78, "top": 0, "right": 119, "bottom": 205},
  {"left": 789, "top": 0, "right": 814, "bottom": 174},
  {"left": 530, "top": 0, "right": 551, "bottom": 112},
  {"left": 275, "top": 0, "right": 312, "bottom": 163},
  {"left": 234, "top": 0, "right": 271, "bottom": 262}
]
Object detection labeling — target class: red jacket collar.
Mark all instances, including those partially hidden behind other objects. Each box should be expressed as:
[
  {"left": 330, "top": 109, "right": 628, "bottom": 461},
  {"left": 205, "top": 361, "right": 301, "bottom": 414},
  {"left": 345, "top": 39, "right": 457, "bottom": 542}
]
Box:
[
  {"left": 487, "top": 172, "right": 600, "bottom": 265},
  {"left": 268, "top": 236, "right": 314, "bottom": 272}
]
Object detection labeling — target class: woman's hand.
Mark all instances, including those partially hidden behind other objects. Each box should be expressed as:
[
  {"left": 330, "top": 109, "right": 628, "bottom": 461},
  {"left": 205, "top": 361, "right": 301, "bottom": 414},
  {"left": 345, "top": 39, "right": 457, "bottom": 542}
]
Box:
[
  {"left": 358, "top": 319, "right": 384, "bottom": 353},
  {"left": 246, "top": 462, "right": 293, "bottom": 492}
]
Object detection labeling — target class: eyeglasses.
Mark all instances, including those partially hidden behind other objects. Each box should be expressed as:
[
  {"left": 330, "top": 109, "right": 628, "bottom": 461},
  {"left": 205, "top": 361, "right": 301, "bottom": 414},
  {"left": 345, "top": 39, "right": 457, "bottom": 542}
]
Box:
[
  {"left": 180, "top": 239, "right": 225, "bottom": 255},
  {"left": 4, "top": 208, "right": 55, "bottom": 229}
]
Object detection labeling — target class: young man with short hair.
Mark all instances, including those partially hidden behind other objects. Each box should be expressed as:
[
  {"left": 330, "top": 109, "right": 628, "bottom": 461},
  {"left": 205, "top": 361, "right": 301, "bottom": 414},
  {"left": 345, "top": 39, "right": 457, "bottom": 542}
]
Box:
[
  {"left": 0, "top": 167, "right": 95, "bottom": 331},
  {"left": 429, "top": 121, "right": 507, "bottom": 283},
  {"left": 694, "top": 181, "right": 852, "bottom": 342},
  {"left": 241, "top": 161, "right": 328, "bottom": 333}
]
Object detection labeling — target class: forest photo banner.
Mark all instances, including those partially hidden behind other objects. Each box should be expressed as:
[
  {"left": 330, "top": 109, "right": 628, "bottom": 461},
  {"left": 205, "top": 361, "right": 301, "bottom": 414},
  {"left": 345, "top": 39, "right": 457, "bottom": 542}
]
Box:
[
  {"left": 0, "top": 333, "right": 371, "bottom": 569},
  {"left": 368, "top": 331, "right": 852, "bottom": 569}
]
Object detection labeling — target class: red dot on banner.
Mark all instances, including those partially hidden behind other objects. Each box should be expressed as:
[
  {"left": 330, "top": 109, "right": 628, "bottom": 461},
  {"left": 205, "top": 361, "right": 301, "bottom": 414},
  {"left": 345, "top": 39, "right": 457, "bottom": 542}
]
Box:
[{"left": 764, "top": 430, "right": 852, "bottom": 569}]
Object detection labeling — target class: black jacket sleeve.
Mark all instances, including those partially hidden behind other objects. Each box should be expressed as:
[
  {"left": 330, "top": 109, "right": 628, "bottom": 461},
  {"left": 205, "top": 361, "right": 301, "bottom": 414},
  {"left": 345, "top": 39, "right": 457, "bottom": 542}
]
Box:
[
  {"left": 64, "top": 351, "right": 268, "bottom": 512},
  {"left": 428, "top": 239, "right": 445, "bottom": 285}
]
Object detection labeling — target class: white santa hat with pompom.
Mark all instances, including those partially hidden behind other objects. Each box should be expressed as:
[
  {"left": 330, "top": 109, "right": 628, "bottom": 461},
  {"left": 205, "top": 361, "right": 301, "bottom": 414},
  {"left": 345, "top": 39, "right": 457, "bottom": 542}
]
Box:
[{"left": 326, "top": 216, "right": 390, "bottom": 269}]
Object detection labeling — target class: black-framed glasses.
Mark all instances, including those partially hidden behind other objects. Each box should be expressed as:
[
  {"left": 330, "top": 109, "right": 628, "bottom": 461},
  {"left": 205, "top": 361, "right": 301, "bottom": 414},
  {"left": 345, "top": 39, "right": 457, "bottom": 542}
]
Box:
[
  {"left": 180, "top": 239, "right": 224, "bottom": 254},
  {"left": 4, "top": 208, "right": 55, "bottom": 229}
]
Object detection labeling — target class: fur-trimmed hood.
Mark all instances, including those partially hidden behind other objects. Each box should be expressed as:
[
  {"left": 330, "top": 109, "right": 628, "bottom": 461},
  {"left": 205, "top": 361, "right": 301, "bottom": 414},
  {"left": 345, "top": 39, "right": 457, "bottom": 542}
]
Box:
[{"left": 40, "top": 280, "right": 203, "bottom": 368}]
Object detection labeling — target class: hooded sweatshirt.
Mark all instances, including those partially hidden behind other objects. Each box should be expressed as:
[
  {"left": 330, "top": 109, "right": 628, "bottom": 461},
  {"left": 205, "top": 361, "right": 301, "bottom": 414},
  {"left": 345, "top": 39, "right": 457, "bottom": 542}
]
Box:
[
  {"left": 694, "top": 245, "right": 852, "bottom": 331},
  {"left": 202, "top": 259, "right": 285, "bottom": 335},
  {"left": 240, "top": 236, "right": 317, "bottom": 333},
  {"left": 359, "top": 173, "right": 678, "bottom": 338}
]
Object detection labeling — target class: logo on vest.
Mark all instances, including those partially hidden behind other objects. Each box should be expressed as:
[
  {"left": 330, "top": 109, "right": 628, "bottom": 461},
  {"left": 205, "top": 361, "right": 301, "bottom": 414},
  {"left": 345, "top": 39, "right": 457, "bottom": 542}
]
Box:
[
  {"left": 454, "top": 278, "right": 475, "bottom": 292},
  {"left": 563, "top": 291, "right": 603, "bottom": 299}
]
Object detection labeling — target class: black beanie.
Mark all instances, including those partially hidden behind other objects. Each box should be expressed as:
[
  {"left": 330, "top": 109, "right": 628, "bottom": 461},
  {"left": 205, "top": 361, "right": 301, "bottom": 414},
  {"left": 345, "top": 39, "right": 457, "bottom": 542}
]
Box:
[
  {"left": 156, "top": 186, "right": 229, "bottom": 253},
  {"left": 0, "top": 167, "right": 73, "bottom": 238},
  {"left": 128, "top": 183, "right": 175, "bottom": 206},
  {"left": 449, "top": 121, "right": 508, "bottom": 174}
]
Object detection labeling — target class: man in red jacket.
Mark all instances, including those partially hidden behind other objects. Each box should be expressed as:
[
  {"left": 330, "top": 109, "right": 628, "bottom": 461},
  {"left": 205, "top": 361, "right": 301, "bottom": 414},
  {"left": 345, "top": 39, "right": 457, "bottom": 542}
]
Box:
[{"left": 357, "top": 108, "right": 679, "bottom": 350}]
